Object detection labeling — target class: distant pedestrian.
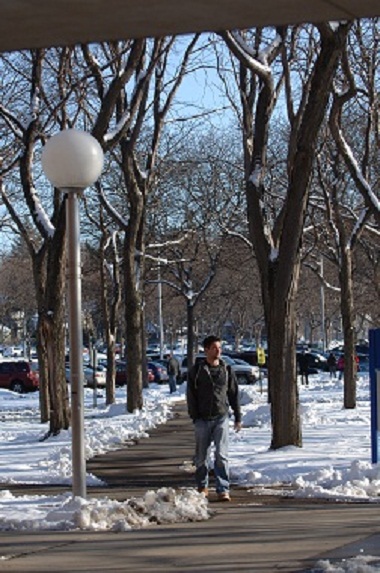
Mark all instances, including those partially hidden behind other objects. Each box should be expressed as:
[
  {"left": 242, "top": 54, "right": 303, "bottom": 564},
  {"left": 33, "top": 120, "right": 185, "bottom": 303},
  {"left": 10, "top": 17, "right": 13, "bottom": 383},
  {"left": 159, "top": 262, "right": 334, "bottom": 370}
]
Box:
[
  {"left": 337, "top": 354, "right": 359, "bottom": 381},
  {"left": 337, "top": 355, "right": 344, "bottom": 380},
  {"left": 298, "top": 351, "right": 310, "bottom": 386},
  {"left": 167, "top": 354, "right": 179, "bottom": 393},
  {"left": 327, "top": 352, "right": 337, "bottom": 379}
]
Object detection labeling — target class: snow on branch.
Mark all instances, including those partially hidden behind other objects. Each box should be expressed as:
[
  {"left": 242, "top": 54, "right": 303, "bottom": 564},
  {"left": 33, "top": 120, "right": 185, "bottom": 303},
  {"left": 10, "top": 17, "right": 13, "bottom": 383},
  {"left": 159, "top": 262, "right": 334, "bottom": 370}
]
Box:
[
  {"left": 143, "top": 253, "right": 189, "bottom": 265},
  {"left": 347, "top": 206, "right": 370, "bottom": 251},
  {"left": 148, "top": 277, "right": 183, "bottom": 295},
  {"left": 257, "top": 33, "right": 282, "bottom": 66},
  {"left": 304, "top": 261, "right": 341, "bottom": 293},
  {"left": 103, "top": 258, "right": 114, "bottom": 280},
  {"left": 27, "top": 88, "right": 40, "bottom": 126},
  {"left": 102, "top": 231, "right": 121, "bottom": 280},
  {"left": 104, "top": 109, "right": 130, "bottom": 142},
  {"left": 338, "top": 128, "right": 380, "bottom": 214},
  {"left": 146, "top": 234, "right": 191, "bottom": 250},
  {"left": 223, "top": 228, "right": 253, "bottom": 249},
  {"left": 112, "top": 231, "right": 120, "bottom": 264},
  {"left": 97, "top": 182, "right": 129, "bottom": 230},
  {"left": 0, "top": 103, "right": 24, "bottom": 139},
  {"left": 249, "top": 164, "right": 263, "bottom": 187},
  {"left": 223, "top": 31, "right": 272, "bottom": 77},
  {"left": 30, "top": 186, "right": 55, "bottom": 238}
]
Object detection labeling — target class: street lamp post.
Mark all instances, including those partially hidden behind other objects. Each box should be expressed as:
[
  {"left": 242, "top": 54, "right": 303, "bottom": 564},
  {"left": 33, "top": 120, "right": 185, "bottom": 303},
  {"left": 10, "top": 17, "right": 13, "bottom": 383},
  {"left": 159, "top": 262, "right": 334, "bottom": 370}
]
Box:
[{"left": 41, "top": 129, "right": 104, "bottom": 498}]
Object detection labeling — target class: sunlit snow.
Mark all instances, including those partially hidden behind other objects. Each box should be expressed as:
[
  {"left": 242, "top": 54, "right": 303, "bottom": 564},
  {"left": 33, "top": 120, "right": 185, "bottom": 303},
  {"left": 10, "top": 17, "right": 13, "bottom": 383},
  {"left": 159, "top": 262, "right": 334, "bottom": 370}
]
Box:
[{"left": 0, "top": 370, "right": 379, "bottom": 571}]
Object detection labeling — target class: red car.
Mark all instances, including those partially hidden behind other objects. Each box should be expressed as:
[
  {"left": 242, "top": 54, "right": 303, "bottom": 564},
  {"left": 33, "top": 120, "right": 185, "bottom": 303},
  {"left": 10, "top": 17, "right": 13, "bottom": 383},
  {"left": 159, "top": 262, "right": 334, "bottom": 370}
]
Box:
[
  {"left": 116, "top": 361, "right": 155, "bottom": 386},
  {"left": 0, "top": 360, "right": 39, "bottom": 393}
]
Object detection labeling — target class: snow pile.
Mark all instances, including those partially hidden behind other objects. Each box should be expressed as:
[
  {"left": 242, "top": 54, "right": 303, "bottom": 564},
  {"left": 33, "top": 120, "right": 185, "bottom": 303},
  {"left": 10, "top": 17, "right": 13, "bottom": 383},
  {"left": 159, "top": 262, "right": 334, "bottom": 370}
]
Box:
[
  {"left": 0, "top": 487, "right": 210, "bottom": 532},
  {"left": 311, "top": 555, "right": 380, "bottom": 572}
]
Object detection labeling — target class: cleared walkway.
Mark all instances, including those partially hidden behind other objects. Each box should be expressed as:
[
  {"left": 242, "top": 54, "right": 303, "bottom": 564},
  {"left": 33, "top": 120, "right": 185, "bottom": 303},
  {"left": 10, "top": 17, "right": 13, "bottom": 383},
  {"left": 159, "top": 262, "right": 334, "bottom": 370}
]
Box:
[{"left": 1, "top": 401, "right": 380, "bottom": 572}]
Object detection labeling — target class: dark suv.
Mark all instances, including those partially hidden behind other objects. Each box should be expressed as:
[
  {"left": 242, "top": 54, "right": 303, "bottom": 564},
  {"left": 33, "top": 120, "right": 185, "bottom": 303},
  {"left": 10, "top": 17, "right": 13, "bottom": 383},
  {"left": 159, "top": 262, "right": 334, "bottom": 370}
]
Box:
[{"left": 0, "top": 361, "right": 39, "bottom": 393}]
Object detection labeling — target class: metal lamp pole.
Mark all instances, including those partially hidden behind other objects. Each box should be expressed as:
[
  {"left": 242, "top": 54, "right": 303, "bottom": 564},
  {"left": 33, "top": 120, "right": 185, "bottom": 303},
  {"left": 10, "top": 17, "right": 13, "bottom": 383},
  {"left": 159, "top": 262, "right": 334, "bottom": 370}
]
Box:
[
  {"left": 65, "top": 188, "right": 86, "bottom": 497},
  {"left": 41, "top": 129, "right": 104, "bottom": 499}
]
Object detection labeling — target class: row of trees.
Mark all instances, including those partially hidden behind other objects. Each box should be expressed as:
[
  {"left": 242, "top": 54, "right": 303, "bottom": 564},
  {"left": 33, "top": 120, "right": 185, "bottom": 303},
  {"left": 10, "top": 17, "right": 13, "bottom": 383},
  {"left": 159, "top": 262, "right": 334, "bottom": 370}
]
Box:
[
  {"left": 0, "top": 20, "right": 378, "bottom": 448},
  {"left": 0, "top": 226, "right": 376, "bottom": 352}
]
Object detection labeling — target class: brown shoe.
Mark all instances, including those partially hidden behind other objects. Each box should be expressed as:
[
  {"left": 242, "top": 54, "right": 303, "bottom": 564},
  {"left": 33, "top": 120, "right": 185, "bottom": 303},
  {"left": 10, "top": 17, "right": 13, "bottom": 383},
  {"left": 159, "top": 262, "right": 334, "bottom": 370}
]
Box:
[
  {"left": 197, "top": 487, "right": 209, "bottom": 497},
  {"left": 217, "top": 491, "right": 231, "bottom": 502}
]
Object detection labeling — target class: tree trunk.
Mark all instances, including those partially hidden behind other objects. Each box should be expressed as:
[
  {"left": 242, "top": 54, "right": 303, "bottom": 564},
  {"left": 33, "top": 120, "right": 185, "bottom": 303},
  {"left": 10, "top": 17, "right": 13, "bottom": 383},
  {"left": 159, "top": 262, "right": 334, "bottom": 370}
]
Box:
[
  {"left": 44, "top": 205, "right": 70, "bottom": 433},
  {"left": 36, "top": 316, "right": 50, "bottom": 423},
  {"left": 241, "top": 25, "right": 350, "bottom": 449},
  {"left": 32, "top": 251, "right": 50, "bottom": 423},
  {"left": 266, "top": 258, "right": 302, "bottom": 448},
  {"left": 105, "top": 341, "right": 116, "bottom": 405},
  {"left": 121, "top": 146, "right": 146, "bottom": 413},
  {"left": 124, "top": 232, "right": 144, "bottom": 412},
  {"left": 186, "top": 302, "right": 195, "bottom": 371},
  {"left": 141, "top": 307, "right": 149, "bottom": 389},
  {"left": 33, "top": 205, "right": 70, "bottom": 434},
  {"left": 99, "top": 231, "right": 121, "bottom": 405},
  {"left": 340, "top": 248, "right": 356, "bottom": 408}
]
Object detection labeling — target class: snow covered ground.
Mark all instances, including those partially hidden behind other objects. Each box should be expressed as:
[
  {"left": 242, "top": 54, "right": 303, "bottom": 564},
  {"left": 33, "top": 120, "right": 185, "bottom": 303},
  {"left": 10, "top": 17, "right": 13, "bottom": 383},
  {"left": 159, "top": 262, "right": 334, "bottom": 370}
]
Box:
[{"left": 0, "top": 370, "right": 379, "bottom": 571}]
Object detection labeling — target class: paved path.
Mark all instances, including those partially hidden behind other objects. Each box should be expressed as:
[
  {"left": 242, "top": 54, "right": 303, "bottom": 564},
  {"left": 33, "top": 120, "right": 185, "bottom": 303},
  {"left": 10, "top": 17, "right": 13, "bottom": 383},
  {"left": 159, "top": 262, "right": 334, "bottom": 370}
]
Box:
[{"left": 1, "top": 400, "right": 380, "bottom": 572}]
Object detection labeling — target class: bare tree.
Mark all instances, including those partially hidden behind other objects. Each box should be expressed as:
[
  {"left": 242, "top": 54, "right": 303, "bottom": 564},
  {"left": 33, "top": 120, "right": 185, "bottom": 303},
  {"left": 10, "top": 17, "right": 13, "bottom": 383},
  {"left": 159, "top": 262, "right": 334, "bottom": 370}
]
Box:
[
  {"left": 316, "top": 19, "right": 379, "bottom": 406},
  {"left": 151, "top": 234, "right": 220, "bottom": 369},
  {"left": 220, "top": 23, "right": 351, "bottom": 448},
  {"left": 0, "top": 50, "right": 69, "bottom": 432},
  {"left": 91, "top": 36, "right": 199, "bottom": 412},
  {"left": 329, "top": 19, "right": 379, "bottom": 227},
  {"left": 317, "top": 151, "right": 370, "bottom": 408}
]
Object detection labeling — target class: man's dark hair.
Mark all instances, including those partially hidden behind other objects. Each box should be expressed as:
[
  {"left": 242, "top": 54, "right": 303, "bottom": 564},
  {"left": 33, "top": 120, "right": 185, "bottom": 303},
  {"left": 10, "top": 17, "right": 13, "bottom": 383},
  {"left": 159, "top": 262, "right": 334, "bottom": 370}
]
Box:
[{"left": 203, "top": 335, "right": 221, "bottom": 349}]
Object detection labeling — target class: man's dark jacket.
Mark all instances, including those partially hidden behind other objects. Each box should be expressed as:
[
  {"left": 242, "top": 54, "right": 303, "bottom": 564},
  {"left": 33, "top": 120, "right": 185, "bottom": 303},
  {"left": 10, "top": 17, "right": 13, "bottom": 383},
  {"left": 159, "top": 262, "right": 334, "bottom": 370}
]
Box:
[
  {"left": 186, "top": 359, "right": 241, "bottom": 423},
  {"left": 167, "top": 356, "right": 179, "bottom": 376}
]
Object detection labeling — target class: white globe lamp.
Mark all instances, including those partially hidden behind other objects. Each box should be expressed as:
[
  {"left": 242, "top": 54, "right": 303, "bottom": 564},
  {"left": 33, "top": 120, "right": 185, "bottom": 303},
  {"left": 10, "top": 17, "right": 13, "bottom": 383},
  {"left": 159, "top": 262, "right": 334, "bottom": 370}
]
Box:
[{"left": 41, "top": 129, "right": 104, "bottom": 191}]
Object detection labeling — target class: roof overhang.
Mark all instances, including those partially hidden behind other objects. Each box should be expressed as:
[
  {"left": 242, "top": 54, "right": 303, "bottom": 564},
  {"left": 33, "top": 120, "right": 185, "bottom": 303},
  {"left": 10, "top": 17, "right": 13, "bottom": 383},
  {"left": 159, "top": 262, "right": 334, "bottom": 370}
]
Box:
[{"left": 0, "top": 0, "right": 379, "bottom": 53}]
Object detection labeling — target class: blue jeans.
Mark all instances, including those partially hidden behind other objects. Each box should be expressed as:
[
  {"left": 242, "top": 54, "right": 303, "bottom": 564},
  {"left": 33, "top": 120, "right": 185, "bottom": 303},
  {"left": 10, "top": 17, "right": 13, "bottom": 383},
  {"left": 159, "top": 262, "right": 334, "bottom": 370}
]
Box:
[
  {"left": 194, "top": 416, "right": 230, "bottom": 493},
  {"left": 168, "top": 374, "right": 177, "bottom": 393}
]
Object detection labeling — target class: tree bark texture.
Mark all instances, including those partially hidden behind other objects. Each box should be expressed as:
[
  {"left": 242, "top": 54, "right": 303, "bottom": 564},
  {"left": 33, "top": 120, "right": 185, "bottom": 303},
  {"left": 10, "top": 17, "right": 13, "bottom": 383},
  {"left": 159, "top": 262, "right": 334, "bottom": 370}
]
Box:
[
  {"left": 236, "top": 25, "right": 351, "bottom": 449},
  {"left": 340, "top": 248, "right": 357, "bottom": 408},
  {"left": 99, "top": 232, "right": 121, "bottom": 405},
  {"left": 124, "top": 232, "right": 144, "bottom": 412},
  {"left": 122, "top": 150, "right": 145, "bottom": 412},
  {"left": 44, "top": 204, "right": 70, "bottom": 433},
  {"left": 33, "top": 203, "right": 70, "bottom": 433},
  {"left": 186, "top": 302, "right": 195, "bottom": 371}
]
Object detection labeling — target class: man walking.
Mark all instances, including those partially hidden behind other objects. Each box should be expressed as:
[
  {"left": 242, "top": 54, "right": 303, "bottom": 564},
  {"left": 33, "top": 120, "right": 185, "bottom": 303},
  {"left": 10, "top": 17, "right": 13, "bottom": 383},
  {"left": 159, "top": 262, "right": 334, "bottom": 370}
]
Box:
[
  {"left": 298, "top": 350, "right": 310, "bottom": 386},
  {"left": 167, "top": 353, "right": 180, "bottom": 393},
  {"left": 327, "top": 352, "right": 337, "bottom": 379},
  {"left": 186, "top": 335, "right": 241, "bottom": 502}
]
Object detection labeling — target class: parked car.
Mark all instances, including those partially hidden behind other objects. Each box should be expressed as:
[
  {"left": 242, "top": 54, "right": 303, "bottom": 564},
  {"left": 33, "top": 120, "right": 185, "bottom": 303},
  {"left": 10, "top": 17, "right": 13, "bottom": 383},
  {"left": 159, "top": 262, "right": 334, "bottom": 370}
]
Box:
[
  {"left": 65, "top": 364, "right": 106, "bottom": 387},
  {"left": 84, "top": 365, "right": 107, "bottom": 387},
  {"left": 0, "top": 360, "right": 39, "bottom": 393},
  {"left": 330, "top": 343, "right": 369, "bottom": 356},
  {"left": 147, "top": 361, "right": 169, "bottom": 384},
  {"left": 223, "top": 350, "right": 267, "bottom": 368},
  {"left": 116, "top": 361, "right": 155, "bottom": 386},
  {"left": 115, "top": 361, "right": 127, "bottom": 386},
  {"left": 222, "top": 355, "right": 259, "bottom": 384},
  {"left": 357, "top": 354, "right": 369, "bottom": 372},
  {"left": 296, "top": 351, "right": 329, "bottom": 374},
  {"left": 356, "top": 344, "right": 369, "bottom": 355},
  {"left": 180, "top": 354, "right": 259, "bottom": 384}
]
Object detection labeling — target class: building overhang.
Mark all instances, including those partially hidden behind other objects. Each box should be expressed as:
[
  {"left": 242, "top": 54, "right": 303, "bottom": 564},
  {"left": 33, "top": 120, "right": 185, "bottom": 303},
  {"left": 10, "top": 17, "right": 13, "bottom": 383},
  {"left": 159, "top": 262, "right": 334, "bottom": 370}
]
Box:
[{"left": 0, "top": 0, "right": 379, "bottom": 53}]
